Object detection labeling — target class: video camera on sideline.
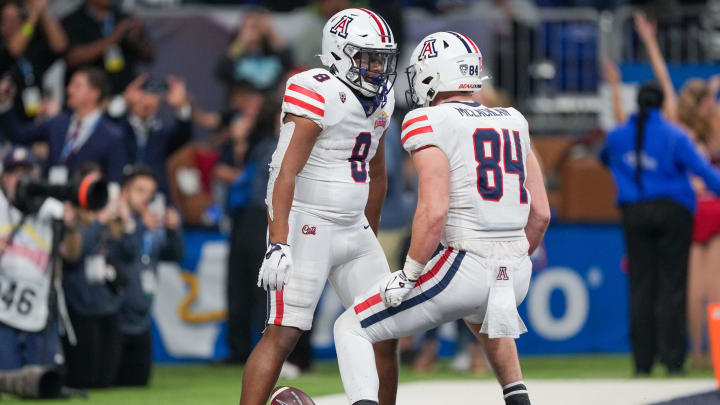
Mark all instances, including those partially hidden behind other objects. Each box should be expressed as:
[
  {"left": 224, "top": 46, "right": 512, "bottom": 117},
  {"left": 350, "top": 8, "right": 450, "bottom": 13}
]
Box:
[{"left": 15, "top": 173, "right": 108, "bottom": 215}]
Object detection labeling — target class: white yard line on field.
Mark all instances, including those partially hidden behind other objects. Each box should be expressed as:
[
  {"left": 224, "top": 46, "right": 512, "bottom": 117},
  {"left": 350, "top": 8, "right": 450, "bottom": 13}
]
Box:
[{"left": 313, "top": 379, "right": 718, "bottom": 405}]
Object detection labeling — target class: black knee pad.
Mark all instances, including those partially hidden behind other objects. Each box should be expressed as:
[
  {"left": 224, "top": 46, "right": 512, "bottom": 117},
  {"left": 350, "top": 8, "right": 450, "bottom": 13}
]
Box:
[{"left": 352, "top": 401, "right": 378, "bottom": 405}]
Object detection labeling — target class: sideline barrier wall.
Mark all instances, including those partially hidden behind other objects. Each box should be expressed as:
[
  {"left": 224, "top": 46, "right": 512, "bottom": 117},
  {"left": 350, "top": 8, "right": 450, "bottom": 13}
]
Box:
[{"left": 149, "top": 224, "right": 629, "bottom": 361}]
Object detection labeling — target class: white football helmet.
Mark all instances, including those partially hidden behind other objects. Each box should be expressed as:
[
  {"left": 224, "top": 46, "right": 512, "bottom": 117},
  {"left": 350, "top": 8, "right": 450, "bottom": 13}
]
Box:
[
  {"left": 320, "top": 8, "right": 398, "bottom": 100},
  {"left": 405, "top": 31, "right": 485, "bottom": 108}
]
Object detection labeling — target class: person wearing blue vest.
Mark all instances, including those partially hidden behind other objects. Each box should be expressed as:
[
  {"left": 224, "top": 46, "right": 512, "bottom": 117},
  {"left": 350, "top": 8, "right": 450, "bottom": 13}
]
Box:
[{"left": 601, "top": 82, "right": 720, "bottom": 375}]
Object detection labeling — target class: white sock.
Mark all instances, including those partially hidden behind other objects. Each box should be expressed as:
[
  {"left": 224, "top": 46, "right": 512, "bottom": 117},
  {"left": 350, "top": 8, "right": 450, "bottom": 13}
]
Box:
[{"left": 334, "top": 309, "right": 379, "bottom": 404}]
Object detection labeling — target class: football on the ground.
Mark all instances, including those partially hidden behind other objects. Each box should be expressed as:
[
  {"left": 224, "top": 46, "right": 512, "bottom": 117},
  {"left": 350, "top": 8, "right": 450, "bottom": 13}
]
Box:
[{"left": 269, "top": 386, "right": 316, "bottom": 405}]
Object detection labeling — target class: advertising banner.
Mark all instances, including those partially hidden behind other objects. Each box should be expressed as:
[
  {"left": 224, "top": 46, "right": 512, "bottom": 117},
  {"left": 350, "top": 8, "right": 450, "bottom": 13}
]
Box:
[{"left": 151, "top": 225, "right": 630, "bottom": 361}]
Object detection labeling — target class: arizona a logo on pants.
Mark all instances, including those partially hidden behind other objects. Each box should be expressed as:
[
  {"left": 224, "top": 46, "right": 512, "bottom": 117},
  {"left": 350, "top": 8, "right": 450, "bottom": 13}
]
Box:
[{"left": 497, "top": 266, "right": 509, "bottom": 281}]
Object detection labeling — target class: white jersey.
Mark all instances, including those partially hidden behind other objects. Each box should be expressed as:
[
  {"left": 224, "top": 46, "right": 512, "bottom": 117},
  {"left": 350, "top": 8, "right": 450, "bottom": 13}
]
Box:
[
  {"left": 0, "top": 194, "right": 60, "bottom": 332},
  {"left": 401, "top": 101, "right": 531, "bottom": 243},
  {"left": 268, "top": 68, "right": 395, "bottom": 225}
]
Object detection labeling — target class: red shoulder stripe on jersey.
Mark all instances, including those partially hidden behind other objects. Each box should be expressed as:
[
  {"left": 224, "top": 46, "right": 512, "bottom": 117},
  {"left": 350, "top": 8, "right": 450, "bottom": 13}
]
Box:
[
  {"left": 401, "top": 125, "right": 433, "bottom": 144},
  {"left": 284, "top": 96, "right": 325, "bottom": 117},
  {"left": 354, "top": 293, "right": 382, "bottom": 314},
  {"left": 457, "top": 32, "right": 479, "bottom": 53},
  {"left": 273, "top": 289, "right": 284, "bottom": 325},
  {"left": 288, "top": 83, "right": 325, "bottom": 103},
  {"left": 416, "top": 248, "right": 454, "bottom": 286},
  {"left": 401, "top": 114, "right": 428, "bottom": 131},
  {"left": 357, "top": 8, "right": 386, "bottom": 43}
]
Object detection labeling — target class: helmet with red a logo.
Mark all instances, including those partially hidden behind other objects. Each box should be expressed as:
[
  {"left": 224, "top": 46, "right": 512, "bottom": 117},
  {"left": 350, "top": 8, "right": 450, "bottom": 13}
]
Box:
[
  {"left": 405, "top": 32, "right": 485, "bottom": 108},
  {"left": 320, "top": 8, "right": 398, "bottom": 100}
]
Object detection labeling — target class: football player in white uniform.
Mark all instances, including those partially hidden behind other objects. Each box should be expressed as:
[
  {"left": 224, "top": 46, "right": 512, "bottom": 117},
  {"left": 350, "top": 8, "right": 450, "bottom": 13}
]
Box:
[
  {"left": 239, "top": 9, "right": 399, "bottom": 405},
  {"left": 333, "top": 32, "right": 551, "bottom": 405}
]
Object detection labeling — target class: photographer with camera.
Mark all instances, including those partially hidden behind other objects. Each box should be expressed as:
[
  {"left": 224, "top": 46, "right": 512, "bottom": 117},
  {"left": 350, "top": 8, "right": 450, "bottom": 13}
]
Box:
[
  {"left": 113, "top": 164, "right": 183, "bottom": 387},
  {"left": 61, "top": 163, "right": 133, "bottom": 389},
  {"left": 0, "top": 146, "right": 82, "bottom": 397}
]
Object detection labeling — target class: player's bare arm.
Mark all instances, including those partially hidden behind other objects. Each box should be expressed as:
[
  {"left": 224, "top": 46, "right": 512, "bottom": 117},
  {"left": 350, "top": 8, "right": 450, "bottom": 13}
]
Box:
[
  {"left": 406, "top": 146, "right": 450, "bottom": 265},
  {"left": 524, "top": 150, "right": 550, "bottom": 255},
  {"left": 380, "top": 146, "right": 449, "bottom": 307},
  {"left": 268, "top": 114, "right": 322, "bottom": 244},
  {"left": 364, "top": 132, "right": 388, "bottom": 235},
  {"left": 258, "top": 114, "right": 322, "bottom": 291}
]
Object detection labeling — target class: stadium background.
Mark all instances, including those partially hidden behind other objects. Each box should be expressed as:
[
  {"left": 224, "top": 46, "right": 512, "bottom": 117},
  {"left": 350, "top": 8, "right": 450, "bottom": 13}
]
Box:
[
  {"left": 129, "top": 0, "right": 684, "bottom": 361},
  {"left": 4, "top": 0, "right": 720, "bottom": 403}
]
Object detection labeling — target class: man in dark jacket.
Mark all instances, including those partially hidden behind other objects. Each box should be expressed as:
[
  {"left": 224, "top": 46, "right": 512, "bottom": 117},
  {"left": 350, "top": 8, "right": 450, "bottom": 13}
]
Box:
[
  {"left": 0, "top": 67, "right": 127, "bottom": 182},
  {"left": 108, "top": 74, "right": 192, "bottom": 197}
]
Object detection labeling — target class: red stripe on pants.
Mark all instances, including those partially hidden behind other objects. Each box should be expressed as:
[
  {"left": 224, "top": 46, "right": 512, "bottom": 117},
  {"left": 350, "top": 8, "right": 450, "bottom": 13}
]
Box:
[
  {"left": 273, "top": 289, "right": 284, "bottom": 324},
  {"left": 416, "top": 248, "right": 454, "bottom": 286},
  {"left": 354, "top": 293, "right": 383, "bottom": 314}
]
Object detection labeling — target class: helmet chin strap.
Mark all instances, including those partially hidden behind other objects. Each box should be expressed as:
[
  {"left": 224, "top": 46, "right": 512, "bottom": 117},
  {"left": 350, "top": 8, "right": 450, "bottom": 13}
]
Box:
[
  {"left": 358, "top": 64, "right": 391, "bottom": 106},
  {"left": 345, "top": 69, "right": 375, "bottom": 98},
  {"left": 369, "top": 74, "right": 389, "bottom": 107},
  {"left": 341, "top": 65, "right": 392, "bottom": 110}
]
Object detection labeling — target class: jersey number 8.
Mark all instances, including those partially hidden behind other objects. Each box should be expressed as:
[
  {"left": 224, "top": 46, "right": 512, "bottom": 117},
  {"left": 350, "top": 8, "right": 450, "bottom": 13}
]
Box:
[
  {"left": 349, "top": 132, "right": 372, "bottom": 182},
  {"left": 472, "top": 128, "right": 528, "bottom": 203}
]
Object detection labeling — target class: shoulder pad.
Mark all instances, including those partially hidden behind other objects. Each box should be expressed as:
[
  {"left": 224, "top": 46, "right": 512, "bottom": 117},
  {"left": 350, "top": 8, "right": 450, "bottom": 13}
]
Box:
[
  {"left": 401, "top": 107, "right": 446, "bottom": 153},
  {"left": 282, "top": 69, "right": 336, "bottom": 129}
]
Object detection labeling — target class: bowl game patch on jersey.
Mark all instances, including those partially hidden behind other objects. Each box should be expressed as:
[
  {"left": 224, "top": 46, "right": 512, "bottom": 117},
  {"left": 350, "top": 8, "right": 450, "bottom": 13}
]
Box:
[{"left": 374, "top": 111, "right": 388, "bottom": 129}]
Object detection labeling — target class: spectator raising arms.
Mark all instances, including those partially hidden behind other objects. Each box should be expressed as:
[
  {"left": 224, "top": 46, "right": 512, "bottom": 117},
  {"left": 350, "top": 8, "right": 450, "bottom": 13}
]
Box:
[
  {"left": 601, "top": 59, "right": 625, "bottom": 124},
  {"left": 0, "top": 67, "right": 127, "bottom": 182},
  {"left": 0, "top": 0, "right": 67, "bottom": 121},
  {"left": 62, "top": 0, "right": 153, "bottom": 95},
  {"left": 215, "top": 8, "right": 291, "bottom": 94},
  {"left": 109, "top": 74, "right": 192, "bottom": 198}
]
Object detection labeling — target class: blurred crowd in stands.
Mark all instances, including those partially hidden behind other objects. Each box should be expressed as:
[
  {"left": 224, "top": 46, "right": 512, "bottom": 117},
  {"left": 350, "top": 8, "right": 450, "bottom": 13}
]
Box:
[
  {"left": 1, "top": 0, "right": 720, "bottom": 397},
  {"left": 117, "top": 0, "right": 712, "bottom": 12},
  {"left": 0, "top": 0, "right": 191, "bottom": 392}
]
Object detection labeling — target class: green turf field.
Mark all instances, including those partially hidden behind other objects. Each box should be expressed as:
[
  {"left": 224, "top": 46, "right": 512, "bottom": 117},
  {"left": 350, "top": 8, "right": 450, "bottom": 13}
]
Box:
[{"left": 1, "top": 355, "right": 714, "bottom": 404}]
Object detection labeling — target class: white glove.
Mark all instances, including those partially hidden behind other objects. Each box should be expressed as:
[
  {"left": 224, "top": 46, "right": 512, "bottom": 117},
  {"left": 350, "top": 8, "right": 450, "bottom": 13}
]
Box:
[
  {"left": 257, "top": 242, "right": 293, "bottom": 291},
  {"left": 379, "top": 270, "right": 417, "bottom": 307}
]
